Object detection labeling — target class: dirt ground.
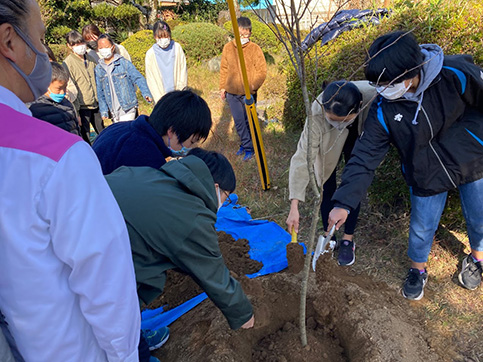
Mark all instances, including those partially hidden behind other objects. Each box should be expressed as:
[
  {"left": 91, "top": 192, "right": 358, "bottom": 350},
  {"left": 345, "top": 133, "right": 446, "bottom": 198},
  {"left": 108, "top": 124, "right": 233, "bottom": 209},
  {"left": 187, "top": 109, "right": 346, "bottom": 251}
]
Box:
[{"left": 151, "top": 232, "right": 452, "bottom": 362}]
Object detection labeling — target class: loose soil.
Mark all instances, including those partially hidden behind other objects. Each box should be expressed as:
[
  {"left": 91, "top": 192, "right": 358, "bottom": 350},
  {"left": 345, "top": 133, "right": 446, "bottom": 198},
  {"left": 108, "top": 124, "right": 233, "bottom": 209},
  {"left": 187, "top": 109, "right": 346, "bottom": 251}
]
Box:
[{"left": 152, "top": 232, "right": 451, "bottom": 362}]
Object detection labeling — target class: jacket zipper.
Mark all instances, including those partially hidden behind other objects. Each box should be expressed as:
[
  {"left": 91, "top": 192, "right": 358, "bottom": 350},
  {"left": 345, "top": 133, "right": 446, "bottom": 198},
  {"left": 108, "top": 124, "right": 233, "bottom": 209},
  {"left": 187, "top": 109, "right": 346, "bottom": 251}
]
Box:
[{"left": 421, "top": 106, "right": 457, "bottom": 188}]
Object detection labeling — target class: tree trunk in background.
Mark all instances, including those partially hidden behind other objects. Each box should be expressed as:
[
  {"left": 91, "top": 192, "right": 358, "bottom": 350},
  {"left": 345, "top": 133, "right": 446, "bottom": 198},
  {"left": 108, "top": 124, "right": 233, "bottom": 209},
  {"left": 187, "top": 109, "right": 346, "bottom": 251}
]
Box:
[
  {"left": 233, "top": 0, "right": 241, "bottom": 18},
  {"left": 148, "top": 0, "right": 158, "bottom": 24}
]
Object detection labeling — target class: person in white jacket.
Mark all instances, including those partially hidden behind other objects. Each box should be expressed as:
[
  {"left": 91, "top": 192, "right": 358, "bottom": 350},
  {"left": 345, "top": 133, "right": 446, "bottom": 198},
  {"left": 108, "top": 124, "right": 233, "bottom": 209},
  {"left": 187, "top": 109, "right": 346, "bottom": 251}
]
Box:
[
  {"left": 145, "top": 21, "right": 187, "bottom": 103},
  {"left": 0, "top": 1, "right": 141, "bottom": 361}
]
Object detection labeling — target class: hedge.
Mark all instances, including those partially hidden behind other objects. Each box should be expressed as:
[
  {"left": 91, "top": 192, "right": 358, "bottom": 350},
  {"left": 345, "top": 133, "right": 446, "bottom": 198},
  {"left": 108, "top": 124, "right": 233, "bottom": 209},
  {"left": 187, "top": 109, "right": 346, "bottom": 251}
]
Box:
[
  {"left": 121, "top": 30, "right": 154, "bottom": 76},
  {"left": 172, "top": 22, "right": 229, "bottom": 63}
]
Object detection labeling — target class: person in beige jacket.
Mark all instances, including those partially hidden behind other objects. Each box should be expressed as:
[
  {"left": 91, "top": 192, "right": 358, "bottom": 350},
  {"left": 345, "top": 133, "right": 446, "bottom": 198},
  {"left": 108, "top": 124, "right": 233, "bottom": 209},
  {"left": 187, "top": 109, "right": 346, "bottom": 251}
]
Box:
[
  {"left": 286, "top": 80, "right": 376, "bottom": 266},
  {"left": 145, "top": 21, "right": 187, "bottom": 103},
  {"left": 220, "top": 17, "right": 267, "bottom": 161},
  {"left": 63, "top": 30, "right": 100, "bottom": 144}
]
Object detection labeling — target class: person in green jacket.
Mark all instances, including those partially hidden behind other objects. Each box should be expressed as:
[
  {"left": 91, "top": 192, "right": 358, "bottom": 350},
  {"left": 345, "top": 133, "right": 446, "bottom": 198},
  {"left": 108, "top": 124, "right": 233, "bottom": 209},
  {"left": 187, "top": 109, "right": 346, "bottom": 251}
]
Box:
[{"left": 105, "top": 148, "right": 255, "bottom": 333}]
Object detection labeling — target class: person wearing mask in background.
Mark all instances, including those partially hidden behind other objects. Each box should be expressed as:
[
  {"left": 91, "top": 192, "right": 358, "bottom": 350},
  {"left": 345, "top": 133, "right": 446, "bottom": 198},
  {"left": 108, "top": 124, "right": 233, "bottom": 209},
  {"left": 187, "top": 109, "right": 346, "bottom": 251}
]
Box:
[
  {"left": 105, "top": 148, "right": 255, "bottom": 344},
  {"left": 45, "top": 43, "right": 79, "bottom": 107},
  {"left": 82, "top": 23, "right": 132, "bottom": 63},
  {"left": 220, "top": 17, "right": 267, "bottom": 161},
  {"left": 0, "top": 1, "right": 141, "bottom": 361},
  {"left": 287, "top": 80, "right": 376, "bottom": 266},
  {"left": 93, "top": 89, "right": 211, "bottom": 175},
  {"left": 95, "top": 34, "right": 152, "bottom": 124},
  {"left": 145, "top": 21, "right": 187, "bottom": 103},
  {"left": 28, "top": 61, "right": 80, "bottom": 135},
  {"left": 63, "top": 30, "right": 101, "bottom": 143},
  {"left": 328, "top": 31, "right": 483, "bottom": 300}
]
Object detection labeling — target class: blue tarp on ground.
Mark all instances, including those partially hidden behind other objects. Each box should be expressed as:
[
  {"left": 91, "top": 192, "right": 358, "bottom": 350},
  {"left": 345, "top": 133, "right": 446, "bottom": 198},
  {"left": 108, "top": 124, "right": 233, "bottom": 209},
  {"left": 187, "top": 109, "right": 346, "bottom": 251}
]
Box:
[{"left": 141, "top": 194, "right": 294, "bottom": 330}]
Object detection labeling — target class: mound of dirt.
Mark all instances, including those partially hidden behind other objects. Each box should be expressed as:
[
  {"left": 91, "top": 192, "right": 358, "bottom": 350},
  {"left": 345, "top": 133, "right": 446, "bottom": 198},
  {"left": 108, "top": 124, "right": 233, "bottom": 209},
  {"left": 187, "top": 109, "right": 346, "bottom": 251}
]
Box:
[
  {"left": 153, "top": 235, "right": 449, "bottom": 362},
  {"left": 147, "top": 231, "right": 263, "bottom": 310}
]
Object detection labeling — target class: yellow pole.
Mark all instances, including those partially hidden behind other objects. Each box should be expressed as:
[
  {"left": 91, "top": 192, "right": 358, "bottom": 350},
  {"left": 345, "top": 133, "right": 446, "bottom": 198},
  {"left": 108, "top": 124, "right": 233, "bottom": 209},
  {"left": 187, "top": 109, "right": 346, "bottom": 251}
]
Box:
[{"left": 226, "top": 0, "right": 271, "bottom": 190}]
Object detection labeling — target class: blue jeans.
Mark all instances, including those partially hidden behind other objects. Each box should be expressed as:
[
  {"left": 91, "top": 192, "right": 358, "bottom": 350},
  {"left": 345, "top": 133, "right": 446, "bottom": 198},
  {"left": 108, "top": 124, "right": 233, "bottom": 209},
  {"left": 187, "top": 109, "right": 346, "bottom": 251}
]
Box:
[{"left": 408, "top": 177, "right": 483, "bottom": 263}]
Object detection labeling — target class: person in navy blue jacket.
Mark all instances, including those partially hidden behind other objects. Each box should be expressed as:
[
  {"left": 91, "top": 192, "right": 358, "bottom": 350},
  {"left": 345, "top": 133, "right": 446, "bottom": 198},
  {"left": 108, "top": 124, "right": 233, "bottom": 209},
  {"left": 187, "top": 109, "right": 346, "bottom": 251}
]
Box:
[
  {"left": 328, "top": 31, "right": 483, "bottom": 300},
  {"left": 95, "top": 34, "right": 152, "bottom": 123},
  {"left": 93, "top": 89, "right": 212, "bottom": 175}
]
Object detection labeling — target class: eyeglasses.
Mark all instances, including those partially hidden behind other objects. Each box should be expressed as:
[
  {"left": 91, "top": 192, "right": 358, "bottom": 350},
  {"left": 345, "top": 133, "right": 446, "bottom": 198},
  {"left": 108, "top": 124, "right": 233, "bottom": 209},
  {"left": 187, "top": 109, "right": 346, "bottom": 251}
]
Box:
[{"left": 223, "top": 191, "right": 232, "bottom": 205}]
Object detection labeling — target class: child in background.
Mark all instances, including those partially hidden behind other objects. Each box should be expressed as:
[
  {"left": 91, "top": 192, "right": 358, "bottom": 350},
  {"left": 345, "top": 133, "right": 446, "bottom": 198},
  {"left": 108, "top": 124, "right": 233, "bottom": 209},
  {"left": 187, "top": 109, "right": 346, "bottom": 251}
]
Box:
[
  {"left": 29, "top": 62, "right": 80, "bottom": 136},
  {"left": 95, "top": 34, "right": 152, "bottom": 123},
  {"left": 63, "top": 30, "right": 101, "bottom": 144},
  {"left": 145, "top": 21, "right": 187, "bottom": 103}
]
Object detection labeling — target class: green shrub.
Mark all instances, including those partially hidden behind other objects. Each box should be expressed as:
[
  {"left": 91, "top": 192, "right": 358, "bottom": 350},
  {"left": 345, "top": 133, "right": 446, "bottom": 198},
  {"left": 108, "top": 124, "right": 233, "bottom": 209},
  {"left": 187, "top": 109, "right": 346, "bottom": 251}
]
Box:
[
  {"left": 113, "top": 4, "right": 142, "bottom": 31},
  {"left": 223, "top": 15, "right": 280, "bottom": 52},
  {"left": 172, "top": 23, "right": 229, "bottom": 63},
  {"left": 49, "top": 25, "right": 72, "bottom": 44},
  {"left": 121, "top": 30, "right": 154, "bottom": 75},
  {"left": 49, "top": 44, "right": 70, "bottom": 63},
  {"left": 171, "top": 0, "right": 227, "bottom": 23}
]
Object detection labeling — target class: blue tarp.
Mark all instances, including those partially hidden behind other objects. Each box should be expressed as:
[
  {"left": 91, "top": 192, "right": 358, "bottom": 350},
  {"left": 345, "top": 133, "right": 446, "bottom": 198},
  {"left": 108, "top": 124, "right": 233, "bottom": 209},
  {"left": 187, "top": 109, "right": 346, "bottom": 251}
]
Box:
[
  {"left": 301, "top": 8, "right": 390, "bottom": 51},
  {"left": 141, "top": 194, "right": 296, "bottom": 329}
]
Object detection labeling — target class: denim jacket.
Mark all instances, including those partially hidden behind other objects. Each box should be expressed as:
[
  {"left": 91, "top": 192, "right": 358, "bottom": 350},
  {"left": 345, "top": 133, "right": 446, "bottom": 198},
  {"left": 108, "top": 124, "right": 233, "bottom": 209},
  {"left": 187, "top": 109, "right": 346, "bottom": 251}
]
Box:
[{"left": 95, "top": 55, "right": 152, "bottom": 118}]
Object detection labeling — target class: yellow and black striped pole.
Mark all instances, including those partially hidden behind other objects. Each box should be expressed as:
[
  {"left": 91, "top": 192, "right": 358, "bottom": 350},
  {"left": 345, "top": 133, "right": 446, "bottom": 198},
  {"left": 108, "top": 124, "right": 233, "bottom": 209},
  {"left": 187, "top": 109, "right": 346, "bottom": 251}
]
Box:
[{"left": 226, "top": 0, "right": 271, "bottom": 190}]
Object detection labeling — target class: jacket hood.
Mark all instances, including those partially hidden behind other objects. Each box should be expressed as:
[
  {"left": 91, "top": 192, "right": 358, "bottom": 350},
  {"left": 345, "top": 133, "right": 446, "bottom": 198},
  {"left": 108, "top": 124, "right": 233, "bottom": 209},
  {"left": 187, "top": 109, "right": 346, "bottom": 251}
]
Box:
[
  {"left": 161, "top": 156, "right": 218, "bottom": 212},
  {"left": 404, "top": 44, "right": 444, "bottom": 101}
]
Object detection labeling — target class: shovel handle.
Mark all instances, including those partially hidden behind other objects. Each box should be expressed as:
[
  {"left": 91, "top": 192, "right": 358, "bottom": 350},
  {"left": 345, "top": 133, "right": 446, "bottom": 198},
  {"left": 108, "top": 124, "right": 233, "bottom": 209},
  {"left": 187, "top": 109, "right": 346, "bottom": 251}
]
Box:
[{"left": 291, "top": 228, "right": 297, "bottom": 243}]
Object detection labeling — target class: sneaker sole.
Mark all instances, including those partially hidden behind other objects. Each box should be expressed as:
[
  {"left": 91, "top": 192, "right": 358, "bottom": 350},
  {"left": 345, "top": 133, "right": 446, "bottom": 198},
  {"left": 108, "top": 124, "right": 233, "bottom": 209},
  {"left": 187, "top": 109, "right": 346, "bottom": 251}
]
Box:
[
  {"left": 401, "top": 277, "right": 427, "bottom": 301},
  {"left": 148, "top": 334, "right": 170, "bottom": 351},
  {"left": 338, "top": 244, "right": 356, "bottom": 266}
]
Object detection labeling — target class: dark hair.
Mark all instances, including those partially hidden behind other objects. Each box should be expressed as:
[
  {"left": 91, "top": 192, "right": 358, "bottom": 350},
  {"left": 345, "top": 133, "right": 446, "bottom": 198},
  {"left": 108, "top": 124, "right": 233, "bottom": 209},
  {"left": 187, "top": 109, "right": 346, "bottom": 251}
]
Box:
[
  {"left": 153, "top": 21, "right": 171, "bottom": 38},
  {"left": 45, "top": 44, "right": 57, "bottom": 62},
  {"left": 365, "top": 31, "right": 424, "bottom": 84},
  {"left": 0, "top": 0, "right": 29, "bottom": 31},
  {"left": 187, "top": 148, "right": 236, "bottom": 192},
  {"left": 237, "top": 17, "right": 252, "bottom": 31},
  {"left": 97, "top": 33, "right": 114, "bottom": 46},
  {"left": 322, "top": 81, "right": 362, "bottom": 116},
  {"left": 149, "top": 90, "right": 212, "bottom": 143},
  {"left": 65, "top": 30, "right": 85, "bottom": 46},
  {"left": 50, "top": 62, "right": 69, "bottom": 83},
  {"left": 82, "top": 23, "right": 101, "bottom": 39}
]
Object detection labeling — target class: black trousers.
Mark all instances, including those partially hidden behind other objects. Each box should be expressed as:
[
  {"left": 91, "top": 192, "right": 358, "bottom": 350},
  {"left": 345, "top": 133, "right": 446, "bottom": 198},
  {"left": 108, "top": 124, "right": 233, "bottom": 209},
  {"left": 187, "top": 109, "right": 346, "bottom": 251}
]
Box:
[
  {"left": 79, "top": 108, "right": 103, "bottom": 144},
  {"left": 320, "top": 123, "right": 361, "bottom": 235}
]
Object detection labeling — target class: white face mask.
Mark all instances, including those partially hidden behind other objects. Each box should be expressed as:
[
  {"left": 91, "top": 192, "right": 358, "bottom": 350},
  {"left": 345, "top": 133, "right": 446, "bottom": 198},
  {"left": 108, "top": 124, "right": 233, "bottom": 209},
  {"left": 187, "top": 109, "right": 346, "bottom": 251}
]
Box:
[
  {"left": 99, "top": 47, "right": 113, "bottom": 59},
  {"left": 157, "top": 38, "right": 171, "bottom": 49},
  {"left": 240, "top": 37, "right": 250, "bottom": 45},
  {"left": 377, "top": 80, "right": 412, "bottom": 100},
  {"left": 72, "top": 44, "right": 87, "bottom": 56}
]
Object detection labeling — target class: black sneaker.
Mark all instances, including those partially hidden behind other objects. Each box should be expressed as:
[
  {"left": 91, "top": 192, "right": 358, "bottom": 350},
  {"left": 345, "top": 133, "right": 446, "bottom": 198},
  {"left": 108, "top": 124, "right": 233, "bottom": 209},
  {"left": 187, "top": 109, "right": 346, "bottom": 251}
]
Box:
[
  {"left": 402, "top": 268, "right": 427, "bottom": 300},
  {"left": 337, "top": 240, "right": 355, "bottom": 266},
  {"left": 458, "top": 254, "right": 482, "bottom": 290}
]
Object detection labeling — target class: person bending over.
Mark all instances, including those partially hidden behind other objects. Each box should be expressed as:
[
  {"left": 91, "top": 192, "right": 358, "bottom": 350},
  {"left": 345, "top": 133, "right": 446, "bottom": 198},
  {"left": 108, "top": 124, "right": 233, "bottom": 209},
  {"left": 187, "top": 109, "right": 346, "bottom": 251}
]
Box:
[
  {"left": 329, "top": 31, "right": 483, "bottom": 300},
  {"left": 287, "top": 80, "right": 376, "bottom": 266},
  {"left": 105, "top": 148, "right": 255, "bottom": 336}
]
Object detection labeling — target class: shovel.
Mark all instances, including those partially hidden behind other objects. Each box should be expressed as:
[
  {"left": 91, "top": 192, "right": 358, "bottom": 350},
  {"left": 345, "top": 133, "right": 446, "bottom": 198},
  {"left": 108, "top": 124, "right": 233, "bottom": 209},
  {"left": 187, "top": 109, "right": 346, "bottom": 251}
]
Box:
[{"left": 312, "top": 225, "right": 336, "bottom": 271}]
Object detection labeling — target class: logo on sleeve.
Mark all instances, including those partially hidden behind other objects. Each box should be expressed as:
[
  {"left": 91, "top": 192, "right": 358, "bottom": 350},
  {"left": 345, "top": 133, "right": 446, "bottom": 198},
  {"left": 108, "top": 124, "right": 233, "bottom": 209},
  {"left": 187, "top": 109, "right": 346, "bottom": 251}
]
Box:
[
  {"left": 480, "top": 70, "right": 483, "bottom": 80},
  {"left": 394, "top": 113, "right": 403, "bottom": 122}
]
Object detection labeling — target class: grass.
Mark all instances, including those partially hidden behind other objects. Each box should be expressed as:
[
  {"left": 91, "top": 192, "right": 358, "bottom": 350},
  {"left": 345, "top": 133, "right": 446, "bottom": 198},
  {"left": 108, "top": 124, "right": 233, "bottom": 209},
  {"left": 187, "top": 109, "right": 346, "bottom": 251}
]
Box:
[{"left": 139, "top": 55, "right": 482, "bottom": 360}]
